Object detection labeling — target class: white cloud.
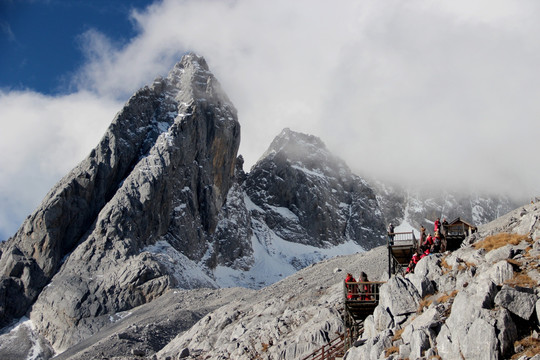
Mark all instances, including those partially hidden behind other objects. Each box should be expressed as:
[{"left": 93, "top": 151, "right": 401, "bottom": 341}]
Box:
[
  {"left": 2, "top": 0, "right": 540, "bottom": 238},
  {"left": 0, "top": 90, "right": 120, "bottom": 239}
]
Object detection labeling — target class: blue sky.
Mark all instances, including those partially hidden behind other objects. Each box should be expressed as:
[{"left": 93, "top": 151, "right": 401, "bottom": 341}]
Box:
[
  {"left": 1, "top": 0, "right": 540, "bottom": 240},
  {"left": 0, "top": 0, "right": 152, "bottom": 94}
]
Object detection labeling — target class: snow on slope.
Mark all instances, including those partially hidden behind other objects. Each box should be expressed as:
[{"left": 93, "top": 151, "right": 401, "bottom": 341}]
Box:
[{"left": 214, "top": 213, "right": 365, "bottom": 289}]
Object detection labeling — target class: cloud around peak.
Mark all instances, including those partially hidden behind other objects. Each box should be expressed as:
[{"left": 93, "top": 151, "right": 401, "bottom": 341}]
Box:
[{"left": 1, "top": 0, "right": 539, "bottom": 239}]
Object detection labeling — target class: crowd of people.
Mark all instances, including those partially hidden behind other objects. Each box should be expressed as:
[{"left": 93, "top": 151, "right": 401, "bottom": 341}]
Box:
[
  {"left": 405, "top": 217, "right": 448, "bottom": 274},
  {"left": 344, "top": 218, "right": 451, "bottom": 300}
]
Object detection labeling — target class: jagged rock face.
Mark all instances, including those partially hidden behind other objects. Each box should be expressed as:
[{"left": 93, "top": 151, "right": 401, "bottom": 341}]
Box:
[
  {"left": 0, "top": 53, "right": 240, "bottom": 350},
  {"left": 204, "top": 129, "right": 387, "bottom": 289},
  {"left": 245, "top": 128, "right": 385, "bottom": 249}
]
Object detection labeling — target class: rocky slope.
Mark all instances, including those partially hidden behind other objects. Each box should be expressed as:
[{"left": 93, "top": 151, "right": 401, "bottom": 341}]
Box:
[{"left": 347, "top": 201, "right": 540, "bottom": 360}]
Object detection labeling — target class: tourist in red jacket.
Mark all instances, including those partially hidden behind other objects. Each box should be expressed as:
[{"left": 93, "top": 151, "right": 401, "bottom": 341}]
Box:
[
  {"left": 345, "top": 273, "right": 357, "bottom": 300},
  {"left": 434, "top": 218, "right": 441, "bottom": 232}
]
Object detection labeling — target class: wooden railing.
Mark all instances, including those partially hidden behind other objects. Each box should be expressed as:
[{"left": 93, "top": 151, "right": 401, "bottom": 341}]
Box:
[
  {"left": 300, "top": 333, "right": 345, "bottom": 360},
  {"left": 387, "top": 231, "right": 417, "bottom": 247},
  {"left": 343, "top": 281, "right": 385, "bottom": 302},
  {"left": 387, "top": 231, "right": 417, "bottom": 275}
]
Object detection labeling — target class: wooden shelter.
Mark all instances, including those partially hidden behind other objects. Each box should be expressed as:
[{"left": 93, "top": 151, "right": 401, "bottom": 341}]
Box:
[{"left": 442, "top": 217, "right": 477, "bottom": 251}]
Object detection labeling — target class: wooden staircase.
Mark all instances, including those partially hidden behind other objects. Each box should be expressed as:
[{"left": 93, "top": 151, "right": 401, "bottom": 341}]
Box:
[{"left": 300, "top": 333, "right": 346, "bottom": 360}]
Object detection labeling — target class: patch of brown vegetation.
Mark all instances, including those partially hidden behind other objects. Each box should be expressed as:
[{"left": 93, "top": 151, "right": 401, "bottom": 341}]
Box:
[
  {"left": 385, "top": 345, "right": 399, "bottom": 357},
  {"left": 440, "top": 258, "right": 452, "bottom": 274},
  {"left": 418, "top": 297, "right": 433, "bottom": 313},
  {"left": 506, "top": 258, "right": 521, "bottom": 267},
  {"left": 474, "top": 233, "right": 530, "bottom": 252},
  {"left": 456, "top": 261, "right": 475, "bottom": 272},
  {"left": 505, "top": 273, "right": 536, "bottom": 288},
  {"left": 511, "top": 335, "right": 540, "bottom": 359},
  {"left": 392, "top": 327, "right": 405, "bottom": 342},
  {"left": 438, "top": 290, "right": 459, "bottom": 308}
]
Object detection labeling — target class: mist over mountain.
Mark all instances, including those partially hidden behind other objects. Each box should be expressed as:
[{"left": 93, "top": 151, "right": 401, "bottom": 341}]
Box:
[
  {"left": 0, "top": 54, "right": 533, "bottom": 360},
  {"left": 371, "top": 180, "right": 521, "bottom": 234}
]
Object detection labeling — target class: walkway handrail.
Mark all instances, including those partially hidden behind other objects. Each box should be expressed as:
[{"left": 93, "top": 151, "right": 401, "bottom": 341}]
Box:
[
  {"left": 387, "top": 230, "right": 417, "bottom": 246},
  {"left": 343, "top": 281, "right": 385, "bottom": 302},
  {"left": 300, "top": 333, "right": 345, "bottom": 360},
  {"left": 387, "top": 230, "right": 417, "bottom": 275}
]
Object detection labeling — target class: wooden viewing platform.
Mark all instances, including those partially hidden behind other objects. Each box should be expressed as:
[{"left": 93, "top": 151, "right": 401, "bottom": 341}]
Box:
[
  {"left": 387, "top": 231, "right": 417, "bottom": 275},
  {"left": 303, "top": 217, "right": 476, "bottom": 360}
]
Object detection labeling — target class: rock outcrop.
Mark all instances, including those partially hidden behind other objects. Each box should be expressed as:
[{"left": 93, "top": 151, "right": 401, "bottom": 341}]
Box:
[{"left": 349, "top": 202, "right": 540, "bottom": 360}]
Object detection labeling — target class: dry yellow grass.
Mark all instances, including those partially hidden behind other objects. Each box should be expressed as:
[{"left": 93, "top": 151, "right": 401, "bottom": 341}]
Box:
[
  {"left": 392, "top": 327, "right": 405, "bottom": 342},
  {"left": 505, "top": 272, "right": 536, "bottom": 288},
  {"left": 456, "top": 261, "right": 475, "bottom": 271},
  {"left": 438, "top": 290, "right": 459, "bottom": 304},
  {"left": 506, "top": 258, "right": 521, "bottom": 267},
  {"left": 385, "top": 345, "right": 399, "bottom": 357},
  {"left": 511, "top": 335, "right": 540, "bottom": 359},
  {"left": 440, "top": 258, "right": 452, "bottom": 274},
  {"left": 418, "top": 297, "right": 433, "bottom": 313},
  {"left": 474, "top": 233, "right": 530, "bottom": 251}
]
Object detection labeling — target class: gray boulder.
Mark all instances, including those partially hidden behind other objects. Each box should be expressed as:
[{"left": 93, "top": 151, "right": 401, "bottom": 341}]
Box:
[
  {"left": 401, "top": 307, "right": 441, "bottom": 344},
  {"left": 407, "top": 272, "right": 435, "bottom": 298},
  {"left": 477, "top": 260, "right": 515, "bottom": 286},
  {"left": 436, "top": 278, "right": 517, "bottom": 359},
  {"left": 413, "top": 253, "right": 443, "bottom": 281},
  {"left": 494, "top": 285, "right": 538, "bottom": 320},
  {"left": 460, "top": 316, "right": 499, "bottom": 360},
  {"left": 372, "top": 305, "right": 394, "bottom": 333},
  {"left": 485, "top": 244, "right": 515, "bottom": 263},
  {"left": 346, "top": 329, "right": 393, "bottom": 360},
  {"left": 378, "top": 276, "right": 421, "bottom": 319},
  {"left": 409, "top": 328, "right": 433, "bottom": 360}
]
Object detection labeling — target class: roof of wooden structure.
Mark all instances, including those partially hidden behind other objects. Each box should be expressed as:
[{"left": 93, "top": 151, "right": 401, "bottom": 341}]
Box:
[{"left": 448, "top": 217, "right": 477, "bottom": 229}]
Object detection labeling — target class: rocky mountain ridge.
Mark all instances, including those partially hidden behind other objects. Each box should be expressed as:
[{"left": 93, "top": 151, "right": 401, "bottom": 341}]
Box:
[
  {"left": 0, "top": 54, "right": 387, "bottom": 357},
  {"left": 1, "top": 53, "right": 242, "bottom": 351}
]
